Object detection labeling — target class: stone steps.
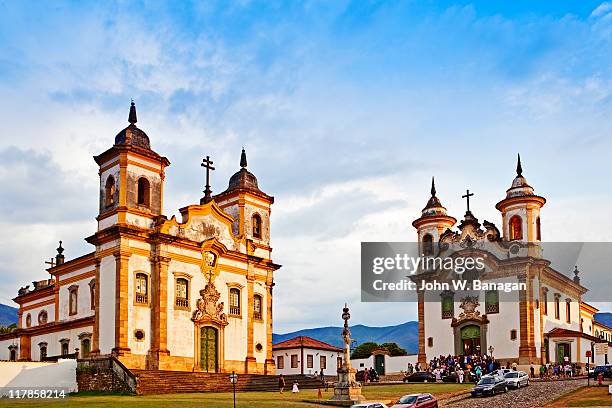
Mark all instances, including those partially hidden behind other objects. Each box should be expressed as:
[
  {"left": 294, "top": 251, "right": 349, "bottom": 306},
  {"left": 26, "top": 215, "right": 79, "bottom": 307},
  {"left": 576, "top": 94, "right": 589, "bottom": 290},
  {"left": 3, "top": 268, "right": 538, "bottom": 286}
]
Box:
[{"left": 133, "top": 370, "right": 325, "bottom": 395}]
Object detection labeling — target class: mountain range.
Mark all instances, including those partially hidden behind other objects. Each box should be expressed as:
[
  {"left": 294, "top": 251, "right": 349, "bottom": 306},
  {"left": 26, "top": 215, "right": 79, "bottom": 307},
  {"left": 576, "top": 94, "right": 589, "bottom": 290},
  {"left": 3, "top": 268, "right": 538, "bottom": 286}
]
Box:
[
  {"left": 0, "top": 304, "right": 18, "bottom": 326},
  {"left": 273, "top": 321, "right": 419, "bottom": 354}
]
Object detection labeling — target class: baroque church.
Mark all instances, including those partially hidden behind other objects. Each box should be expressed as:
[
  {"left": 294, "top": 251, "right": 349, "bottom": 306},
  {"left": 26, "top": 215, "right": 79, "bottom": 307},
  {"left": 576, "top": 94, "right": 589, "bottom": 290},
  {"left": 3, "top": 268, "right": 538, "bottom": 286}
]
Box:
[
  {"left": 412, "top": 157, "right": 611, "bottom": 367},
  {"left": 0, "top": 102, "right": 279, "bottom": 374}
]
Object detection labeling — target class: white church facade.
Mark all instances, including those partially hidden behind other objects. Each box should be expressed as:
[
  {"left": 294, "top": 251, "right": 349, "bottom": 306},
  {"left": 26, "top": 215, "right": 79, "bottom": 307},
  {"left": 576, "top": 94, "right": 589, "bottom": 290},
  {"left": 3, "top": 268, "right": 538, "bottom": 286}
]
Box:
[
  {"left": 0, "top": 102, "right": 279, "bottom": 374},
  {"left": 412, "top": 158, "right": 611, "bottom": 368}
]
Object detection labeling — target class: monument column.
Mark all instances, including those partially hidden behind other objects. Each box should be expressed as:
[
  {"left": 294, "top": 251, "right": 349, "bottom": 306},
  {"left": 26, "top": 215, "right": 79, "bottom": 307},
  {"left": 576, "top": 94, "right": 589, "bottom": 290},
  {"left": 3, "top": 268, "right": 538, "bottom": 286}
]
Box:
[{"left": 330, "top": 304, "right": 364, "bottom": 404}]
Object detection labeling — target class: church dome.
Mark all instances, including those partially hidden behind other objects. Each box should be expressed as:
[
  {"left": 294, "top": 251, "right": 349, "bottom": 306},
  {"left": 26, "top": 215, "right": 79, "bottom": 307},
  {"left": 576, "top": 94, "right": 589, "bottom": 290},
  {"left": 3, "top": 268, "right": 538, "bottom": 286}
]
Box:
[
  {"left": 226, "top": 149, "right": 261, "bottom": 192},
  {"left": 421, "top": 177, "right": 449, "bottom": 217},
  {"left": 504, "top": 154, "right": 535, "bottom": 199},
  {"left": 114, "top": 101, "right": 151, "bottom": 150}
]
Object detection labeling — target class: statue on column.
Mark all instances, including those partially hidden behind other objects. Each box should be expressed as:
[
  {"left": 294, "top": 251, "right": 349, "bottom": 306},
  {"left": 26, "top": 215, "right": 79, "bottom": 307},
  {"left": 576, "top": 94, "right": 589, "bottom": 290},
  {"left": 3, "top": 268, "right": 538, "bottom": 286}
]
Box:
[{"left": 330, "top": 303, "right": 365, "bottom": 403}]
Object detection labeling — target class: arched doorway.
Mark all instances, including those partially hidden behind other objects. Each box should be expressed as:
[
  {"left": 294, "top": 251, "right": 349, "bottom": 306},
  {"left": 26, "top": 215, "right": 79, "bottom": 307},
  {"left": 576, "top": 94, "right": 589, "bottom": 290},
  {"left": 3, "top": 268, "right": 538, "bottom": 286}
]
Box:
[
  {"left": 460, "top": 325, "right": 481, "bottom": 355},
  {"left": 200, "top": 326, "right": 218, "bottom": 372}
]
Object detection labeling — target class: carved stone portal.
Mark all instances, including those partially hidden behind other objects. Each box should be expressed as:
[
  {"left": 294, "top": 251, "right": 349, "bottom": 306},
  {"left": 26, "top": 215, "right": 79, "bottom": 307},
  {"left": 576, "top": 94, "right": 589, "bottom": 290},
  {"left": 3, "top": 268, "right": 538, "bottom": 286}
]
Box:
[{"left": 191, "top": 281, "right": 228, "bottom": 326}]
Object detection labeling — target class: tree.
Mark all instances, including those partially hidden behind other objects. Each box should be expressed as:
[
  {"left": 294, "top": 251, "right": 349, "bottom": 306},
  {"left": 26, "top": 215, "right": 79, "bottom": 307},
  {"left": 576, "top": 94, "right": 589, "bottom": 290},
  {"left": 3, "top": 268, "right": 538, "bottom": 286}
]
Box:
[
  {"left": 350, "top": 342, "right": 378, "bottom": 359},
  {"left": 380, "top": 342, "right": 407, "bottom": 356},
  {"left": 0, "top": 323, "right": 16, "bottom": 334},
  {"left": 351, "top": 341, "right": 407, "bottom": 359}
]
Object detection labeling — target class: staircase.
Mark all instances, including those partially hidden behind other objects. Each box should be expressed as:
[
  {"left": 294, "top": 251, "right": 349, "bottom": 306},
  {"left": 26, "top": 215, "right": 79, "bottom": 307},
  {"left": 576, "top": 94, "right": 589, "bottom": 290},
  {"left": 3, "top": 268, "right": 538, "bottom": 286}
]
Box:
[{"left": 133, "top": 370, "right": 325, "bottom": 395}]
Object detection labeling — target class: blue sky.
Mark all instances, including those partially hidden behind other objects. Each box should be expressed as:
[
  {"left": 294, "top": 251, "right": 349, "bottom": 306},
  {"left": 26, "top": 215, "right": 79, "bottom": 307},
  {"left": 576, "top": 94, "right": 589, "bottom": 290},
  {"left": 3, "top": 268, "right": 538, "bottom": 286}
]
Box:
[{"left": 0, "top": 1, "right": 611, "bottom": 332}]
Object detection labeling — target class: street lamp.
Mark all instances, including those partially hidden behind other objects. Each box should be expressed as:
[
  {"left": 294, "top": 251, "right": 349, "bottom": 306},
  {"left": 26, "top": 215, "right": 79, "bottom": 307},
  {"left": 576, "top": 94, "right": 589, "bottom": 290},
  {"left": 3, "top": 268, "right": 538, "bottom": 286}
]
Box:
[{"left": 229, "top": 371, "right": 238, "bottom": 408}]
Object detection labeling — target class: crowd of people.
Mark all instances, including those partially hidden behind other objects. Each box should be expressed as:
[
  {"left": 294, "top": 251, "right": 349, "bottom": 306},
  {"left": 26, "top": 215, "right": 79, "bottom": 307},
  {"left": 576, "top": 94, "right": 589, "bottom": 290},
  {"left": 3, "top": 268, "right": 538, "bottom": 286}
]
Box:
[{"left": 403, "top": 354, "right": 582, "bottom": 383}]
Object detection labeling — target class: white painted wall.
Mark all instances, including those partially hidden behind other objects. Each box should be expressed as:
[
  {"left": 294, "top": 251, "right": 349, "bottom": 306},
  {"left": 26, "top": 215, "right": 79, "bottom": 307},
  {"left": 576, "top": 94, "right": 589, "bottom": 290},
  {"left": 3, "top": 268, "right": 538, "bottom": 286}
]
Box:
[
  {"left": 98, "top": 254, "right": 116, "bottom": 354},
  {"left": 0, "top": 360, "right": 77, "bottom": 395},
  {"left": 272, "top": 347, "right": 342, "bottom": 376}
]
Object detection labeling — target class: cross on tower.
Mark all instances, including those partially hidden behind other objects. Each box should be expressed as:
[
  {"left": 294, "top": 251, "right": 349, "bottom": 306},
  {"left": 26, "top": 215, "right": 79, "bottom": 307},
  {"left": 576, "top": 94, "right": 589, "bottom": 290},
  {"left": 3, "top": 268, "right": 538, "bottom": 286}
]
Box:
[
  {"left": 200, "top": 155, "right": 215, "bottom": 204},
  {"left": 44, "top": 258, "right": 56, "bottom": 269},
  {"left": 462, "top": 189, "right": 474, "bottom": 213}
]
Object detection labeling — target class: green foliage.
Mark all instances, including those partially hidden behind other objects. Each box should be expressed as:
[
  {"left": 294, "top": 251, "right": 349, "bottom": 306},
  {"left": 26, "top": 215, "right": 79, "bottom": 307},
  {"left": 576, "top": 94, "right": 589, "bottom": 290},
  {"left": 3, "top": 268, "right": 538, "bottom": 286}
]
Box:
[
  {"left": 379, "top": 342, "right": 407, "bottom": 356},
  {"left": 0, "top": 323, "right": 16, "bottom": 334},
  {"left": 350, "top": 341, "right": 407, "bottom": 358},
  {"left": 350, "top": 342, "right": 379, "bottom": 359}
]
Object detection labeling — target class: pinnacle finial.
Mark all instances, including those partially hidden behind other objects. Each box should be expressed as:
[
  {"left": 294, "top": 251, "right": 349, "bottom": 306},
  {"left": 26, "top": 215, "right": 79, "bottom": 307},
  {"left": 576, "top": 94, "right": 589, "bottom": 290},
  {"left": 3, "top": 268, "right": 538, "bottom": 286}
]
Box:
[
  {"left": 431, "top": 176, "right": 437, "bottom": 197},
  {"left": 128, "top": 100, "right": 137, "bottom": 125},
  {"left": 240, "top": 148, "right": 247, "bottom": 168},
  {"left": 55, "top": 240, "right": 65, "bottom": 266},
  {"left": 516, "top": 153, "right": 523, "bottom": 177}
]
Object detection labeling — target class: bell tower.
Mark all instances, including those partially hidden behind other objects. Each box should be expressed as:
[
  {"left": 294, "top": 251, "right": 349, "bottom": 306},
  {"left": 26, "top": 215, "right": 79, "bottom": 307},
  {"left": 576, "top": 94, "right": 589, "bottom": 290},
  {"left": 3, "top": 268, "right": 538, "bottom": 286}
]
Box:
[
  {"left": 94, "top": 101, "right": 170, "bottom": 231},
  {"left": 412, "top": 177, "right": 457, "bottom": 256},
  {"left": 495, "top": 155, "right": 545, "bottom": 243}
]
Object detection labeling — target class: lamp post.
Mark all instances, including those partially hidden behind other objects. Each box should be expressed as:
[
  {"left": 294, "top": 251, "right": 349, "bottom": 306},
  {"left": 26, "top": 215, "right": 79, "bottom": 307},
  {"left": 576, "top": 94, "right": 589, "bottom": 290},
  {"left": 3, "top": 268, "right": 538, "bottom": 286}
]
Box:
[{"left": 229, "top": 371, "right": 238, "bottom": 408}]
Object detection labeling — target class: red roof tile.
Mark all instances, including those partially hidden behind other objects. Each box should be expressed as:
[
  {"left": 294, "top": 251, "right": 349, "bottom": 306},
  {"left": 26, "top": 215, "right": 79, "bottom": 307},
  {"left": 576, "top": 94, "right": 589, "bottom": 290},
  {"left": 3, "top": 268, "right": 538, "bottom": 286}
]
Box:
[{"left": 273, "top": 336, "right": 342, "bottom": 352}]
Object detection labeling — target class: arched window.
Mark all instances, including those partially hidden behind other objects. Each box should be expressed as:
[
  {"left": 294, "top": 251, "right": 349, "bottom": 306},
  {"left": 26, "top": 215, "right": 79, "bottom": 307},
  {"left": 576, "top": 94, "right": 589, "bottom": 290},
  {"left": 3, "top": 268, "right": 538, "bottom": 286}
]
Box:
[
  {"left": 536, "top": 217, "right": 541, "bottom": 241},
  {"left": 105, "top": 176, "right": 115, "bottom": 207},
  {"left": 137, "top": 177, "right": 150, "bottom": 207},
  {"left": 38, "top": 310, "right": 48, "bottom": 325},
  {"left": 253, "top": 294, "right": 262, "bottom": 320},
  {"left": 427, "top": 337, "right": 434, "bottom": 347},
  {"left": 422, "top": 234, "right": 434, "bottom": 256},
  {"left": 68, "top": 285, "right": 78, "bottom": 316},
  {"left": 25, "top": 313, "right": 31, "bottom": 328},
  {"left": 509, "top": 215, "right": 523, "bottom": 240},
  {"left": 252, "top": 214, "right": 262, "bottom": 239},
  {"left": 39, "top": 343, "right": 47, "bottom": 360},
  {"left": 60, "top": 340, "right": 70, "bottom": 356},
  {"left": 175, "top": 278, "right": 189, "bottom": 309},
  {"left": 9, "top": 347, "right": 17, "bottom": 361},
  {"left": 135, "top": 273, "right": 148, "bottom": 304},
  {"left": 89, "top": 279, "right": 96, "bottom": 310},
  {"left": 81, "top": 338, "right": 91, "bottom": 357},
  {"left": 485, "top": 290, "right": 500, "bottom": 314},
  {"left": 229, "top": 288, "right": 241, "bottom": 316}
]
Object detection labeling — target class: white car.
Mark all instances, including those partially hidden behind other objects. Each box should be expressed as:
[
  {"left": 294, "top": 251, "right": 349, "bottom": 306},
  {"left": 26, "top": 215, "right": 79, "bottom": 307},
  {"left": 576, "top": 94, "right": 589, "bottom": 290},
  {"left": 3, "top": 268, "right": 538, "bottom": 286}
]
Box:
[
  {"left": 491, "top": 368, "right": 512, "bottom": 377},
  {"left": 351, "top": 403, "right": 388, "bottom": 408},
  {"left": 504, "top": 370, "right": 529, "bottom": 388}
]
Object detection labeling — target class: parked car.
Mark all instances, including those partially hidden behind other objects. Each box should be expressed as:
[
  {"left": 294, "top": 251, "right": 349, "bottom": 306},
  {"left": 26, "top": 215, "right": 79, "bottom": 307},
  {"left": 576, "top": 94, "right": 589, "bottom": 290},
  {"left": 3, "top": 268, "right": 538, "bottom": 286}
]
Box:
[
  {"left": 403, "top": 371, "right": 436, "bottom": 383},
  {"left": 351, "top": 403, "right": 388, "bottom": 408},
  {"left": 588, "top": 365, "right": 612, "bottom": 379},
  {"left": 470, "top": 375, "right": 508, "bottom": 397},
  {"left": 391, "top": 393, "right": 438, "bottom": 408},
  {"left": 504, "top": 371, "right": 529, "bottom": 388}
]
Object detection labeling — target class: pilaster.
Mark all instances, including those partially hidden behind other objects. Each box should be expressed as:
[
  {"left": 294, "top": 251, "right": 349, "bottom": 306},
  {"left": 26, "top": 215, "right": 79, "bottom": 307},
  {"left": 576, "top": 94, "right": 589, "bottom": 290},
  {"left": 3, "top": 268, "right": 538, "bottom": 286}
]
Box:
[
  {"left": 417, "top": 290, "right": 426, "bottom": 365},
  {"left": 148, "top": 254, "right": 171, "bottom": 369},
  {"left": 113, "top": 249, "right": 131, "bottom": 355},
  {"left": 91, "top": 258, "right": 101, "bottom": 355}
]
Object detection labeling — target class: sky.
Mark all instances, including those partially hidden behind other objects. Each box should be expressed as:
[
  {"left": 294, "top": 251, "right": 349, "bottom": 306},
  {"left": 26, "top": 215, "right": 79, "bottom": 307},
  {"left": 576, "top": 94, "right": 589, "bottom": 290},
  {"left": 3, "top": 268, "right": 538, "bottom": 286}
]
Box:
[{"left": 0, "top": 0, "right": 611, "bottom": 333}]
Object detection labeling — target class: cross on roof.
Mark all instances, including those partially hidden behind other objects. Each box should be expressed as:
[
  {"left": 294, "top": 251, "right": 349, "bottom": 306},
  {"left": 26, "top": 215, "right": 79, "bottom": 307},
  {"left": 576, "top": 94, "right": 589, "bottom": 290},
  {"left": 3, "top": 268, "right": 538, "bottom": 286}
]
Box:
[
  {"left": 45, "top": 258, "right": 55, "bottom": 269},
  {"left": 200, "top": 155, "right": 215, "bottom": 204},
  {"left": 462, "top": 189, "right": 474, "bottom": 213}
]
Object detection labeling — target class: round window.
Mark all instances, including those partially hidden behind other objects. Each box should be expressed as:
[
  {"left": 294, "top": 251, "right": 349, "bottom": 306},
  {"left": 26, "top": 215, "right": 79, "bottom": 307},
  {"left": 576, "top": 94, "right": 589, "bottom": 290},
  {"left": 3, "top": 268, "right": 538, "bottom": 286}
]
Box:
[
  {"left": 134, "top": 330, "right": 145, "bottom": 341},
  {"left": 255, "top": 343, "right": 263, "bottom": 352}
]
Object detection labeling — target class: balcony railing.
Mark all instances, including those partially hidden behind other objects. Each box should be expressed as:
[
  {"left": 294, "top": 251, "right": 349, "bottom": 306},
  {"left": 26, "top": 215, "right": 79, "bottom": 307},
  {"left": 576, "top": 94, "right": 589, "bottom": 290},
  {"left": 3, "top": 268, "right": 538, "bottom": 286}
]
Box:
[
  {"left": 135, "top": 293, "right": 148, "bottom": 304},
  {"left": 229, "top": 306, "right": 241, "bottom": 316},
  {"left": 175, "top": 298, "right": 189, "bottom": 308}
]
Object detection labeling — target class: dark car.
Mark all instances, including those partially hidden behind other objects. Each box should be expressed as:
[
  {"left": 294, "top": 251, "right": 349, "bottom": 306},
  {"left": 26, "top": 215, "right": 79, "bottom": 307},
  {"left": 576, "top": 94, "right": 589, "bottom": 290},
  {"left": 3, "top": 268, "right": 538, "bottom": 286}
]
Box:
[
  {"left": 391, "top": 393, "right": 438, "bottom": 408},
  {"left": 588, "top": 365, "right": 612, "bottom": 379},
  {"left": 403, "top": 371, "right": 436, "bottom": 383},
  {"left": 470, "top": 375, "right": 508, "bottom": 397}
]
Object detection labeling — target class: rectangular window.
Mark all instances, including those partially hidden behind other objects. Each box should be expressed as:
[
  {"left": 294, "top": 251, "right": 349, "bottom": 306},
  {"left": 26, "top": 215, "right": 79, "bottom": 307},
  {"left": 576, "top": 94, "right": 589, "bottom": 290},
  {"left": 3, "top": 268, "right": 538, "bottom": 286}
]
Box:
[
  {"left": 175, "top": 278, "right": 189, "bottom": 309},
  {"left": 253, "top": 295, "right": 262, "bottom": 320},
  {"left": 543, "top": 291, "right": 548, "bottom": 315},
  {"left": 441, "top": 294, "right": 454, "bottom": 319},
  {"left": 320, "top": 355, "right": 327, "bottom": 370},
  {"left": 485, "top": 290, "right": 500, "bottom": 314},
  {"left": 277, "top": 356, "right": 284, "bottom": 369},
  {"left": 229, "top": 288, "right": 241, "bottom": 316},
  {"left": 291, "top": 354, "right": 298, "bottom": 368},
  {"left": 307, "top": 354, "right": 313, "bottom": 368},
  {"left": 566, "top": 300, "right": 571, "bottom": 323},
  {"left": 69, "top": 287, "right": 78, "bottom": 316},
  {"left": 135, "top": 273, "right": 148, "bottom": 304},
  {"left": 555, "top": 297, "right": 560, "bottom": 319}
]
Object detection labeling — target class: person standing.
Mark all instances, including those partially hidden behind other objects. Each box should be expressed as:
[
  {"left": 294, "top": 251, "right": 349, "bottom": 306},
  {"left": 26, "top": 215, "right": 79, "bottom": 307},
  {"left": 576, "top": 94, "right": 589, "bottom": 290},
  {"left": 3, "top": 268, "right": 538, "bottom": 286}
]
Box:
[
  {"left": 530, "top": 363, "right": 535, "bottom": 378},
  {"left": 292, "top": 380, "right": 300, "bottom": 394},
  {"left": 278, "top": 374, "right": 285, "bottom": 393},
  {"left": 320, "top": 369, "right": 325, "bottom": 382}
]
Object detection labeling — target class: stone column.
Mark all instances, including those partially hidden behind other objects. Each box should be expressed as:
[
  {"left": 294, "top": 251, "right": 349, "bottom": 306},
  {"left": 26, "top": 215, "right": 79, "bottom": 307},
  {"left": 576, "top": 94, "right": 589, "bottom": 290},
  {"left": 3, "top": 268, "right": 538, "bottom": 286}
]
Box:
[
  {"left": 149, "top": 254, "right": 171, "bottom": 369},
  {"left": 91, "top": 258, "right": 101, "bottom": 355},
  {"left": 264, "top": 274, "right": 275, "bottom": 374},
  {"left": 417, "top": 290, "right": 427, "bottom": 365},
  {"left": 113, "top": 250, "right": 131, "bottom": 355}
]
